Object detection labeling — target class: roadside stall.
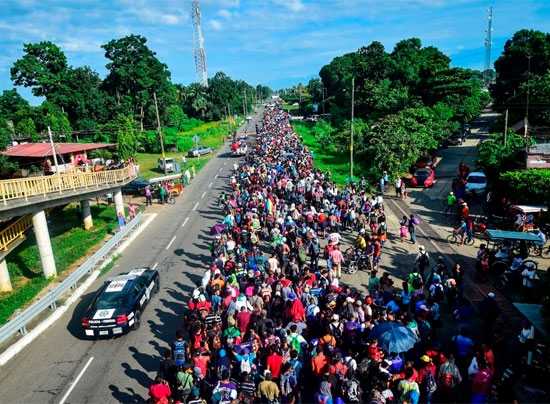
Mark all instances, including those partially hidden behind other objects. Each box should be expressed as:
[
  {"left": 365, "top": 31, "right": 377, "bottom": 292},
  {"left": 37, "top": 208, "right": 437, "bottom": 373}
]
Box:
[
  {"left": 510, "top": 204, "right": 548, "bottom": 232},
  {"left": 149, "top": 173, "right": 184, "bottom": 198}
]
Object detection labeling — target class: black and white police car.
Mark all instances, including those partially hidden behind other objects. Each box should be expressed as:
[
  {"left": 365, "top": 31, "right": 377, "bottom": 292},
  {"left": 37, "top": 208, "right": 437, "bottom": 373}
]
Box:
[{"left": 81, "top": 268, "right": 160, "bottom": 338}]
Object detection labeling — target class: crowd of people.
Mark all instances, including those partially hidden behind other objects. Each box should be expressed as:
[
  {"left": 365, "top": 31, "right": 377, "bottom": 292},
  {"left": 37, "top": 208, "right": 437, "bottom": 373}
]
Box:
[{"left": 147, "top": 108, "right": 519, "bottom": 404}]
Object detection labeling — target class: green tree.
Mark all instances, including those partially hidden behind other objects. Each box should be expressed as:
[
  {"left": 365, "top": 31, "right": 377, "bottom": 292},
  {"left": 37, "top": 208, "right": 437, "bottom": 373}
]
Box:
[
  {"left": 491, "top": 29, "right": 550, "bottom": 105},
  {"left": 14, "top": 117, "right": 38, "bottom": 142},
  {"left": 0, "top": 89, "right": 30, "bottom": 118},
  {"left": 101, "top": 34, "right": 174, "bottom": 129},
  {"left": 166, "top": 104, "right": 187, "bottom": 130},
  {"left": 10, "top": 41, "right": 69, "bottom": 100},
  {"left": 115, "top": 115, "right": 138, "bottom": 160}
]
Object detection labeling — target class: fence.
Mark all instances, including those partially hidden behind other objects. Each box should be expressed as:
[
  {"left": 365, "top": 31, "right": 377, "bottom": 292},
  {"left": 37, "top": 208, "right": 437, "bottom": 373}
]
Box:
[
  {"left": 0, "top": 211, "right": 142, "bottom": 345},
  {"left": 0, "top": 165, "right": 135, "bottom": 205}
]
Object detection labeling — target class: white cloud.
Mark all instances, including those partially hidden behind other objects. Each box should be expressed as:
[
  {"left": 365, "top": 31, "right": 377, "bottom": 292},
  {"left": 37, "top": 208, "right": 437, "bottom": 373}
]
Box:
[
  {"left": 273, "top": 0, "right": 306, "bottom": 13},
  {"left": 209, "top": 20, "right": 223, "bottom": 31},
  {"left": 217, "top": 9, "right": 233, "bottom": 20}
]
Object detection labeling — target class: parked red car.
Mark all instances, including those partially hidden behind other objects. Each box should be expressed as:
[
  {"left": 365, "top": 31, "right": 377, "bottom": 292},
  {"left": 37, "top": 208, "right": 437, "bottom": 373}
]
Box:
[
  {"left": 410, "top": 168, "right": 435, "bottom": 187},
  {"left": 413, "top": 155, "right": 437, "bottom": 170}
]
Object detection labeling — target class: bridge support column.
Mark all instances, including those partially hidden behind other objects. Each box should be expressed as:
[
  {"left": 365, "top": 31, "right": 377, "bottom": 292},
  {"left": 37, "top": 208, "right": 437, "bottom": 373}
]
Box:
[
  {"left": 0, "top": 259, "right": 12, "bottom": 292},
  {"left": 32, "top": 210, "right": 57, "bottom": 279},
  {"left": 114, "top": 189, "right": 125, "bottom": 219},
  {"left": 81, "top": 199, "right": 93, "bottom": 230}
]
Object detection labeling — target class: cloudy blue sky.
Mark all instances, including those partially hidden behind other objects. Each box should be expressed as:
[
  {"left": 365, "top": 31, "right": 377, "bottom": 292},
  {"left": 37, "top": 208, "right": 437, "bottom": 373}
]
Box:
[{"left": 1, "top": 0, "right": 550, "bottom": 105}]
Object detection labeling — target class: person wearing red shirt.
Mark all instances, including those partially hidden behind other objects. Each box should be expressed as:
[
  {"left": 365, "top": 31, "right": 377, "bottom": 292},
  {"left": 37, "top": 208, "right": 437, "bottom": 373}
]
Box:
[
  {"left": 265, "top": 344, "right": 284, "bottom": 380},
  {"left": 369, "top": 338, "right": 384, "bottom": 361},
  {"left": 236, "top": 306, "right": 251, "bottom": 335},
  {"left": 148, "top": 376, "right": 171, "bottom": 404}
]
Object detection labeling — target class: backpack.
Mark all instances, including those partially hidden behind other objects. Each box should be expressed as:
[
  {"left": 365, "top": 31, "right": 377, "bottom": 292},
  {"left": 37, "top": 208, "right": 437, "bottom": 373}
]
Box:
[
  {"left": 173, "top": 340, "right": 186, "bottom": 366},
  {"left": 280, "top": 373, "right": 293, "bottom": 396},
  {"left": 240, "top": 356, "right": 252, "bottom": 374},
  {"left": 289, "top": 334, "right": 302, "bottom": 354},
  {"left": 412, "top": 273, "right": 423, "bottom": 290},
  {"left": 212, "top": 333, "right": 222, "bottom": 350},
  {"left": 275, "top": 243, "right": 284, "bottom": 254},
  {"left": 433, "top": 284, "right": 444, "bottom": 301},
  {"left": 334, "top": 363, "right": 346, "bottom": 380},
  {"left": 419, "top": 253, "right": 429, "bottom": 267},
  {"left": 330, "top": 323, "right": 343, "bottom": 340},
  {"left": 346, "top": 378, "right": 361, "bottom": 402},
  {"left": 378, "top": 222, "right": 387, "bottom": 235},
  {"left": 442, "top": 373, "right": 455, "bottom": 389},
  {"left": 217, "top": 363, "right": 230, "bottom": 380},
  {"left": 425, "top": 371, "right": 438, "bottom": 394},
  {"left": 298, "top": 246, "right": 307, "bottom": 262},
  {"left": 412, "top": 217, "right": 420, "bottom": 225}
]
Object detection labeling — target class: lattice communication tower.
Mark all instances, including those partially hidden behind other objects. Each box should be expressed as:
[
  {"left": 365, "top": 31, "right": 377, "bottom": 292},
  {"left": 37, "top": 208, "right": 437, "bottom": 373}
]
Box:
[
  {"left": 483, "top": 6, "right": 493, "bottom": 86},
  {"left": 191, "top": 0, "right": 208, "bottom": 87}
]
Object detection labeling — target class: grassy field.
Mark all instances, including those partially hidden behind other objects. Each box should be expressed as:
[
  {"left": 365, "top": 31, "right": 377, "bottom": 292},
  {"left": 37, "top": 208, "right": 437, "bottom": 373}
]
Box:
[
  {"left": 0, "top": 203, "right": 119, "bottom": 325},
  {"left": 293, "top": 121, "right": 353, "bottom": 185},
  {"left": 137, "top": 120, "right": 236, "bottom": 180},
  {"left": 0, "top": 119, "right": 243, "bottom": 324}
]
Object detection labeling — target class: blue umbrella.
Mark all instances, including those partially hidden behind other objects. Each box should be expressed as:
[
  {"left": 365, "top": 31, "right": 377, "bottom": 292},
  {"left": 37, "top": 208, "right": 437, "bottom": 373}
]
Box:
[{"left": 369, "top": 321, "right": 419, "bottom": 353}]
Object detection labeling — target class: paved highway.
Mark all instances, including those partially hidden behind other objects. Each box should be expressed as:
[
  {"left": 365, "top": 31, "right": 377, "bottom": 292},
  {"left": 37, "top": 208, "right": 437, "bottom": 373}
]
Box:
[
  {"left": 0, "top": 113, "right": 263, "bottom": 403},
  {"left": 0, "top": 107, "right": 507, "bottom": 403}
]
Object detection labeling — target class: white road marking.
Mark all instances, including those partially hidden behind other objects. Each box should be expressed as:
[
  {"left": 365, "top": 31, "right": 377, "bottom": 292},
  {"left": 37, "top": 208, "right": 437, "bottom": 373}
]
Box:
[
  {"left": 223, "top": 161, "right": 227, "bottom": 166},
  {"left": 208, "top": 182, "right": 213, "bottom": 188},
  {"left": 219, "top": 167, "right": 223, "bottom": 172},
  {"left": 152, "top": 262, "right": 159, "bottom": 270},
  {"left": 193, "top": 202, "right": 199, "bottom": 211},
  {"left": 214, "top": 174, "right": 218, "bottom": 179},
  {"left": 166, "top": 236, "right": 176, "bottom": 250},
  {"left": 181, "top": 217, "right": 189, "bottom": 227},
  {"left": 58, "top": 357, "right": 94, "bottom": 404},
  {"left": 201, "top": 191, "right": 206, "bottom": 198}
]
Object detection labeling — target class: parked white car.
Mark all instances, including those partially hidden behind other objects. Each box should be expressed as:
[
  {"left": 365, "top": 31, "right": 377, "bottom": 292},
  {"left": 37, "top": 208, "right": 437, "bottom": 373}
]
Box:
[
  {"left": 157, "top": 157, "right": 175, "bottom": 172},
  {"left": 188, "top": 146, "right": 213, "bottom": 157},
  {"left": 464, "top": 172, "right": 487, "bottom": 195}
]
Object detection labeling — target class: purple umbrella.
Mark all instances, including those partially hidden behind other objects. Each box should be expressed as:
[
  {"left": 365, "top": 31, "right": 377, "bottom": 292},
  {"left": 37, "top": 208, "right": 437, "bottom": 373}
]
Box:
[{"left": 210, "top": 223, "right": 225, "bottom": 235}]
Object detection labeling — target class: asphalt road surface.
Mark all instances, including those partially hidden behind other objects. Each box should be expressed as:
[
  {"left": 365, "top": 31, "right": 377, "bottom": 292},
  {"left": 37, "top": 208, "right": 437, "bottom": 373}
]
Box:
[
  {"left": 0, "top": 107, "right": 507, "bottom": 403},
  {"left": 0, "top": 112, "right": 265, "bottom": 404}
]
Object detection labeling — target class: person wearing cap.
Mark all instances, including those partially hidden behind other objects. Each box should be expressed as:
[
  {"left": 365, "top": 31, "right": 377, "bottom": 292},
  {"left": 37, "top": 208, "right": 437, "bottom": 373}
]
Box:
[
  {"left": 445, "top": 191, "right": 457, "bottom": 216},
  {"left": 478, "top": 291, "right": 501, "bottom": 344},
  {"left": 415, "top": 246, "right": 430, "bottom": 281},
  {"left": 417, "top": 354, "right": 437, "bottom": 403},
  {"left": 521, "top": 262, "right": 537, "bottom": 302},
  {"left": 328, "top": 244, "right": 345, "bottom": 279}
]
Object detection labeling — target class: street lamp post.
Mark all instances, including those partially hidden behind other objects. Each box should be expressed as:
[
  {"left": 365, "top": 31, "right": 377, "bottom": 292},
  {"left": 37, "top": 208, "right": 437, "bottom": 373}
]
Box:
[{"left": 350, "top": 77, "right": 355, "bottom": 179}]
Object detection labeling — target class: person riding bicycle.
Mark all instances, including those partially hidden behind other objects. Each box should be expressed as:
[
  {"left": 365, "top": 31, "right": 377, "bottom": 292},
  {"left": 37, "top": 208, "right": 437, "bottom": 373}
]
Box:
[
  {"left": 455, "top": 219, "right": 469, "bottom": 245},
  {"left": 533, "top": 229, "right": 547, "bottom": 252},
  {"left": 353, "top": 229, "right": 367, "bottom": 252}
]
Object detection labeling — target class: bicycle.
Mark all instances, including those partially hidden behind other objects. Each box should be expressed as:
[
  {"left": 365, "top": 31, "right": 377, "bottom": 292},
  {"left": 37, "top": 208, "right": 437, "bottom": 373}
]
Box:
[
  {"left": 158, "top": 193, "right": 176, "bottom": 205},
  {"left": 445, "top": 213, "right": 462, "bottom": 226},
  {"left": 446, "top": 229, "right": 474, "bottom": 246}
]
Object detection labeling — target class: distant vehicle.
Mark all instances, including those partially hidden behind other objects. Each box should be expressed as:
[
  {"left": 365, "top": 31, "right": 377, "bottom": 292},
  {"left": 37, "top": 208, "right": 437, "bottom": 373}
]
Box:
[
  {"left": 231, "top": 141, "right": 247, "bottom": 156},
  {"left": 188, "top": 146, "right": 213, "bottom": 157},
  {"left": 461, "top": 124, "right": 472, "bottom": 137},
  {"left": 445, "top": 131, "right": 464, "bottom": 146},
  {"left": 157, "top": 157, "right": 175, "bottom": 172},
  {"left": 121, "top": 178, "right": 150, "bottom": 195},
  {"left": 464, "top": 172, "right": 487, "bottom": 195},
  {"left": 410, "top": 168, "right": 435, "bottom": 187},
  {"left": 81, "top": 268, "right": 160, "bottom": 338},
  {"left": 413, "top": 155, "right": 437, "bottom": 170},
  {"left": 246, "top": 116, "right": 252, "bottom": 121},
  {"left": 305, "top": 116, "right": 316, "bottom": 122}
]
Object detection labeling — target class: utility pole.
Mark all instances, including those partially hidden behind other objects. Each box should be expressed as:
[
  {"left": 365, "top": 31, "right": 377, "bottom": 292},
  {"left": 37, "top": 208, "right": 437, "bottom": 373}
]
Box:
[
  {"left": 525, "top": 55, "right": 531, "bottom": 157},
  {"left": 350, "top": 77, "right": 355, "bottom": 179},
  {"left": 48, "top": 126, "right": 60, "bottom": 173},
  {"left": 504, "top": 108, "right": 508, "bottom": 147},
  {"left": 154, "top": 92, "right": 167, "bottom": 174}
]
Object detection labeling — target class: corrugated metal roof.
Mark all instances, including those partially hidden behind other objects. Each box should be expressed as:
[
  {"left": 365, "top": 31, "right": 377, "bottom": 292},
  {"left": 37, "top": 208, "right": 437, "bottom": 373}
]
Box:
[{"left": 1, "top": 143, "right": 114, "bottom": 158}]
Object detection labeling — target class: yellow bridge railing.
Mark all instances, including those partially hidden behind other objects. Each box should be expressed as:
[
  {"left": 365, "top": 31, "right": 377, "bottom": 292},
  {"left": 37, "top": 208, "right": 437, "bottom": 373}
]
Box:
[
  {"left": 0, "top": 209, "right": 54, "bottom": 251},
  {"left": 0, "top": 166, "right": 135, "bottom": 206}
]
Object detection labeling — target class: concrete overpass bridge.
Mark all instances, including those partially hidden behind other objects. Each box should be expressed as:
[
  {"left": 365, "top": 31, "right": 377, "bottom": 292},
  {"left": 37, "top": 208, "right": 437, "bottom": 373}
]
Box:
[{"left": 0, "top": 166, "right": 136, "bottom": 291}]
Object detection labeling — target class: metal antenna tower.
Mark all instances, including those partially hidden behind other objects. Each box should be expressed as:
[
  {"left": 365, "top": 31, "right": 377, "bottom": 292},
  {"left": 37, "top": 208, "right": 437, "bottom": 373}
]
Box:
[
  {"left": 191, "top": 0, "right": 208, "bottom": 87},
  {"left": 483, "top": 6, "right": 493, "bottom": 85}
]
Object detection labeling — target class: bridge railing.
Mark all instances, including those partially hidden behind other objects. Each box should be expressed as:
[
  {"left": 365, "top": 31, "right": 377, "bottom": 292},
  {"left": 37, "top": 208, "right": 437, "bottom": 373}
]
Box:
[
  {"left": 0, "top": 215, "right": 34, "bottom": 251},
  {"left": 0, "top": 211, "right": 142, "bottom": 346},
  {"left": 0, "top": 166, "right": 135, "bottom": 205}
]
